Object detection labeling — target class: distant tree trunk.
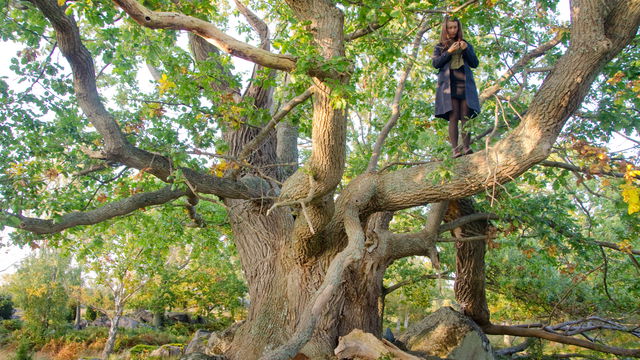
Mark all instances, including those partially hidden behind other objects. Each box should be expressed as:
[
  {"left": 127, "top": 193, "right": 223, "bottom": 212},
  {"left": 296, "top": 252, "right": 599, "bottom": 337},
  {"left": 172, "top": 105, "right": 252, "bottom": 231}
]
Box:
[
  {"left": 74, "top": 301, "right": 81, "bottom": 328},
  {"left": 102, "top": 300, "right": 124, "bottom": 360},
  {"left": 404, "top": 307, "right": 410, "bottom": 329}
]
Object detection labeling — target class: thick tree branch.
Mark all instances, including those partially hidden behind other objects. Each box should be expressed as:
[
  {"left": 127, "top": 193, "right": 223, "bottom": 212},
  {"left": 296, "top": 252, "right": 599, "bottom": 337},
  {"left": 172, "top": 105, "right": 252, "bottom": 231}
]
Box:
[
  {"left": 437, "top": 235, "right": 487, "bottom": 243},
  {"left": 112, "top": 0, "right": 295, "bottom": 71},
  {"left": 479, "top": 31, "right": 563, "bottom": 104},
  {"left": 5, "top": 186, "right": 187, "bottom": 234},
  {"left": 272, "top": 0, "right": 348, "bottom": 242},
  {"left": 384, "top": 202, "right": 448, "bottom": 263},
  {"left": 367, "top": 17, "right": 430, "bottom": 172},
  {"left": 483, "top": 323, "right": 640, "bottom": 357}
]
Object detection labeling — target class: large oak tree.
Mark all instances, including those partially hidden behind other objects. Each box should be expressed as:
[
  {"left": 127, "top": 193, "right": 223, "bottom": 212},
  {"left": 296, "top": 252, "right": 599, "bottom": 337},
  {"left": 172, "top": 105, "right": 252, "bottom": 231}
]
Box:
[{"left": 1, "top": 0, "right": 639, "bottom": 358}]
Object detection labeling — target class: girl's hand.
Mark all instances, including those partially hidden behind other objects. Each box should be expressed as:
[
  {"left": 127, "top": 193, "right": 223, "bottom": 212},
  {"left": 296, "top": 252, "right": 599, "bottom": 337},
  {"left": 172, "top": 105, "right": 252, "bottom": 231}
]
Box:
[
  {"left": 447, "top": 42, "right": 460, "bottom": 53},
  {"left": 459, "top": 41, "right": 468, "bottom": 50}
]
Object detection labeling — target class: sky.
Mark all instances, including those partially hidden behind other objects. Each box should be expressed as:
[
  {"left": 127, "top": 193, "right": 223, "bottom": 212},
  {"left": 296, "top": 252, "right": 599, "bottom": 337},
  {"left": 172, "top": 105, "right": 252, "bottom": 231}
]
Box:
[{"left": 0, "top": 0, "right": 605, "bottom": 281}]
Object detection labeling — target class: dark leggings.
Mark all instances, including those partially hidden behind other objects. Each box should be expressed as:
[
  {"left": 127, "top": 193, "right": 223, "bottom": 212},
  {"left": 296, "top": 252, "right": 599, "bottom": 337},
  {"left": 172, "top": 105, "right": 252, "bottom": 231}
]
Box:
[{"left": 448, "top": 97, "right": 470, "bottom": 154}]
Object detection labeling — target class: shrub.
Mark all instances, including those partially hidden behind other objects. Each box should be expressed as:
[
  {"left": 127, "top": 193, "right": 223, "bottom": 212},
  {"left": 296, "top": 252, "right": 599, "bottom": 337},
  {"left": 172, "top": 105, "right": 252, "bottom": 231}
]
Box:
[
  {"left": 128, "top": 344, "right": 158, "bottom": 355},
  {"left": 0, "top": 294, "right": 14, "bottom": 320},
  {"left": 1, "top": 319, "right": 22, "bottom": 332},
  {"left": 12, "top": 337, "right": 34, "bottom": 360},
  {"left": 54, "top": 342, "right": 84, "bottom": 360},
  {"left": 0, "top": 319, "right": 21, "bottom": 346},
  {"left": 41, "top": 338, "right": 65, "bottom": 355},
  {"left": 114, "top": 327, "right": 186, "bottom": 351},
  {"left": 85, "top": 307, "right": 97, "bottom": 322}
]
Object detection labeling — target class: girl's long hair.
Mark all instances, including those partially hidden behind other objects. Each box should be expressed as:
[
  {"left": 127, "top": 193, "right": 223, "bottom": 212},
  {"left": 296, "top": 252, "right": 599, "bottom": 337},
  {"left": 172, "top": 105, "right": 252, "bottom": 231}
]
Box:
[{"left": 439, "top": 16, "right": 464, "bottom": 50}]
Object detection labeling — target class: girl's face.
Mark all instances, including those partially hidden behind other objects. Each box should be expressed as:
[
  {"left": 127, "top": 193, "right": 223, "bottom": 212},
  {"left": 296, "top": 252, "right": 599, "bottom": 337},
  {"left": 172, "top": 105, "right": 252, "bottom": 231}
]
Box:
[{"left": 447, "top": 21, "right": 459, "bottom": 39}]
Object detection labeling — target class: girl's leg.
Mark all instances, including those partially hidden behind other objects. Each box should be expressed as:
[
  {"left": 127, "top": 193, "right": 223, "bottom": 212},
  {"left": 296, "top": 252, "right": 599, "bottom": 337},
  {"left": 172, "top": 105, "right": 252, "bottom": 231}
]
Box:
[
  {"left": 449, "top": 98, "right": 462, "bottom": 156},
  {"left": 460, "top": 99, "right": 471, "bottom": 154}
]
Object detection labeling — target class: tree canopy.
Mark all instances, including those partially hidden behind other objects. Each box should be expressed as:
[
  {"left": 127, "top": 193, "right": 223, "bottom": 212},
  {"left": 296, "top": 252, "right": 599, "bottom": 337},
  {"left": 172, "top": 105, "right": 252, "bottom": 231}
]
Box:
[{"left": 0, "top": 0, "right": 639, "bottom": 358}]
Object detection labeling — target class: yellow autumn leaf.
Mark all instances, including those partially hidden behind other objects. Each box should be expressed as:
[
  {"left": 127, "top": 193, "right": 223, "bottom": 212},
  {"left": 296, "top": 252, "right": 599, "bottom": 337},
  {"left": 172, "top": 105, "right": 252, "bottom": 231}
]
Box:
[
  {"left": 57, "top": 0, "right": 65, "bottom": 6},
  {"left": 211, "top": 161, "right": 229, "bottom": 177},
  {"left": 158, "top": 73, "right": 176, "bottom": 95},
  {"left": 607, "top": 71, "right": 625, "bottom": 85},
  {"left": 624, "top": 166, "right": 640, "bottom": 183},
  {"left": 620, "top": 183, "right": 640, "bottom": 215},
  {"left": 617, "top": 239, "right": 633, "bottom": 254}
]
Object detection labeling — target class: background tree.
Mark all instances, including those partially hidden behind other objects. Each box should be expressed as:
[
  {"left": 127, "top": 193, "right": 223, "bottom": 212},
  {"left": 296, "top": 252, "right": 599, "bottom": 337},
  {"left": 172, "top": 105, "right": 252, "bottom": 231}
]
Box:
[
  {"left": 4, "top": 249, "right": 77, "bottom": 340},
  {"left": 0, "top": 0, "right": 639, "bottom": 359},
  {"left": 71, "top": 205, "right": 214, "bottom": 359}
]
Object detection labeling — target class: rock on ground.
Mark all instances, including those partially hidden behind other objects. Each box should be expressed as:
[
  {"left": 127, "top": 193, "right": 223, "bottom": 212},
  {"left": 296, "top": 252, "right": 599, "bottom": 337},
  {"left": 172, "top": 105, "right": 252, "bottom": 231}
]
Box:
[
  {"left": 397, "top": 306, "right": 494, "bottom": 360},
  {"left": 184, "top": 329, "right": 212, "bottom": 355},
  {"left": 184, "top": 321, "right": 243, "bottom": 357},
  {"left": 150, "top": 344, "right": 183, "bottom": 358}
]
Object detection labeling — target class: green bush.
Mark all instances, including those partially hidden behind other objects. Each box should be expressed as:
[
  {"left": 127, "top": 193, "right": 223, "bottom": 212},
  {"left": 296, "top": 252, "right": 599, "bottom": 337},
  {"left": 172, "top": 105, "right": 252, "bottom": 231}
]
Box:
[
  {"left": 114, "top": 327, "right": 186, "bottom": 351},
  {"left": 12, "top": 337, "right": 34, "bottom": 360},
  {"left": 129, "top": 343, "right": 158, "bottom": 354},
  {"left": 0, "top": 319, "right": 22, "bottom": 346},
  {"left": 1, "top": 319, "right": 23, "bottom": 332},
  {"left": 0, "top": 294, "right": 14, "bottom": 320},
  {"left": 60, "top": 326, "right": 108, "bottom": 344},
  {"left": 85, "top": 306, "right": 97, "bottom": 321}
]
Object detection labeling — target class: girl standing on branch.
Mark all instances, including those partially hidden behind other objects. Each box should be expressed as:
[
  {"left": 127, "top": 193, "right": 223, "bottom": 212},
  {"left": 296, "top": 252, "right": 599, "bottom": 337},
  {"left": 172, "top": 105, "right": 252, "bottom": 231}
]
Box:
[{"left": 433, "top": 16, "right": 481, "bottom": 158}]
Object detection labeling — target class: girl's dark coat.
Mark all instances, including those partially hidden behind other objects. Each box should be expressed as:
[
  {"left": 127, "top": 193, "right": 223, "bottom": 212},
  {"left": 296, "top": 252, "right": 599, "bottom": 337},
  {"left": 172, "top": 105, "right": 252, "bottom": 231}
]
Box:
[{"left": 432, "top": 41, "right": 480, "bottom": 119}]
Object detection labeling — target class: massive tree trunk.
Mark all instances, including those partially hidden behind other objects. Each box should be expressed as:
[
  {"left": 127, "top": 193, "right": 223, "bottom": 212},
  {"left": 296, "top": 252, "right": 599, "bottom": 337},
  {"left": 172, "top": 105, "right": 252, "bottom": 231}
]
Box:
[
  {"left": 221, "top": 123, "right": 391, "bottom": 358},
  {"left": 225, "top": 217, "right": 390, "bottom": 359}
]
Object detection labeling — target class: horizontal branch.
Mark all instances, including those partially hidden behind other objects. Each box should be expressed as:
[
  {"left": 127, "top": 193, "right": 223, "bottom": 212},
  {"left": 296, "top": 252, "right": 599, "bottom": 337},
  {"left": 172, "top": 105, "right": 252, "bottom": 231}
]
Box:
[
  {"left": 6, "top": 186, "right": 187, "bottom": 234},
  {"left": 483, "top": 323, "right": 640, "bottom": 358},
  {"left": 595, "top": 240, "right": 640, "bottom": 256},
  {"left": 112, "top": 0, "right": 296, "bottom": 71}
]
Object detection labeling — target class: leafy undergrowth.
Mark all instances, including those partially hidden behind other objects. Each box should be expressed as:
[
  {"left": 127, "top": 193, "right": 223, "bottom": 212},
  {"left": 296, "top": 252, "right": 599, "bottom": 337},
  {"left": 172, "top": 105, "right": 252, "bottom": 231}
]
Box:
[{"left": 0, "top": 324, "right": 190, "bottom": 360}]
